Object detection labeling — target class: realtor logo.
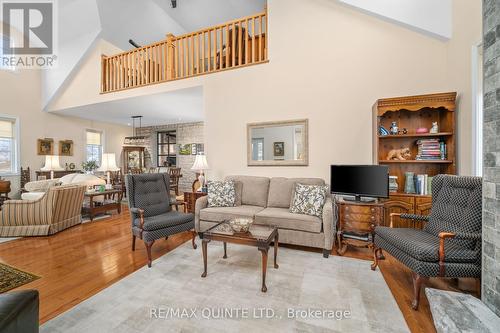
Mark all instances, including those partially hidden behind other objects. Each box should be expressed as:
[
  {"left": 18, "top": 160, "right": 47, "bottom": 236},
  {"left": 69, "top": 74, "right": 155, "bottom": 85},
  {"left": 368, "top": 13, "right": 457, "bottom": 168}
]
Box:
[{"left": 1, "top": 0, "right": 57, "bottom": 68}]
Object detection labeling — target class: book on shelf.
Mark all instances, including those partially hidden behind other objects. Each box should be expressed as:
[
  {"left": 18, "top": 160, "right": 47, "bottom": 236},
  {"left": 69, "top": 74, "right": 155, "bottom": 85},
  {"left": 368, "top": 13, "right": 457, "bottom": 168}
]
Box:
[
  {"left": 412, "top": 174, "right": 432, "bottom": 195},
  {"left": 416, "top": 138, "right": 447, "bottom": 160}
]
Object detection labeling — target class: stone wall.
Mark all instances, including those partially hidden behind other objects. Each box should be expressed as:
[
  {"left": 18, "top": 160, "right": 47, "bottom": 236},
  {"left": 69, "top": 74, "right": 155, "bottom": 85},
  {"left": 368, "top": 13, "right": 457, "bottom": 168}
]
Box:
[
  {"left": 482, "top": 0, "right": 500, "bottom": 316},
  {"left": 137, "top": 122, "right": 204, "bottom": 193}
]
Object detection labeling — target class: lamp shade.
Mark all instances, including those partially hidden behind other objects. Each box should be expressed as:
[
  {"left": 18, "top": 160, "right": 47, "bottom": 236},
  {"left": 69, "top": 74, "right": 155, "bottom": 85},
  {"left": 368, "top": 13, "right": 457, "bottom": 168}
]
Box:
[
  {"left": 191, "top": 154, "right": 209, "bottom": 171},
  {"left": 97, "top": 153, "right": 120, "bottom": 172},
  {"left": 40, "top": 155, "right": 63, "bottom": 171}
]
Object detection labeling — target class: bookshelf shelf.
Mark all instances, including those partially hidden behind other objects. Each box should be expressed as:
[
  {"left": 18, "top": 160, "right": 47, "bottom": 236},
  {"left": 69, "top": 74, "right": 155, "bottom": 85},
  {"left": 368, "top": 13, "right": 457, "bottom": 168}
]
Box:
[
  {"left": 378, "top": 132, "right": 453, "bottom": 139},
  {"left": 373, "top": 92, "right": 457, "bottom": 227},
  {"left": 379, "top": 160, "right": 453, "bottom": 164}
]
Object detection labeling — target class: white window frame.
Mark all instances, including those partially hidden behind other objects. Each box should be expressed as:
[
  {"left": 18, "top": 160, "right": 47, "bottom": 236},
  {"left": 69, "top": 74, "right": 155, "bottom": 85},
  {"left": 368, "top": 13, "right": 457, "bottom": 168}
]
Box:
[
  {"left": 0, "top": 115, "right": 20, "bottom": 176},
  {"left": 85, "top": 129, "right": 104, "bottom": 166},
  {"left": 471, "top": 42, "right": 483, "bottom": 176}
]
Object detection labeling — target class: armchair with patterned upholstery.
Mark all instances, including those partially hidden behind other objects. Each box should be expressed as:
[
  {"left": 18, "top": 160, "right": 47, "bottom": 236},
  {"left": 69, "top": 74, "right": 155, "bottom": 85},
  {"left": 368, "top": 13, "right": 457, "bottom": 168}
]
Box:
[
  {"left": 371, "top": 175, "right": 482, "bottom": 310},
  {"left": 126, "top": 173, "right": 196, "bottom": 268}
]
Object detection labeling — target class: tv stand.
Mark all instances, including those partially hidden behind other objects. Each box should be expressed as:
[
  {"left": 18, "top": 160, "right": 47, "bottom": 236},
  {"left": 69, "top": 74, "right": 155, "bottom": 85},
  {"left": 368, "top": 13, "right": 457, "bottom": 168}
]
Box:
[
  {"left": 343, "top": 195, "right": 376, "bottom": 203},
  {"left": 336, "top": 198, "right": 384, "bottom": 256}
]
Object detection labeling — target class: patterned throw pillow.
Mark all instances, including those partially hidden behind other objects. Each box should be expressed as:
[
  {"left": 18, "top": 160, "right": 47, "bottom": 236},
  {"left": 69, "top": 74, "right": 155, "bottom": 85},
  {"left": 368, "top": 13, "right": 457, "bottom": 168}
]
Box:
[
  {"left": 207, "top": 180, "right": 236, "bottom": 207},
  {"left": 290, "top": 183, "right": 329, "bottom": 217}
]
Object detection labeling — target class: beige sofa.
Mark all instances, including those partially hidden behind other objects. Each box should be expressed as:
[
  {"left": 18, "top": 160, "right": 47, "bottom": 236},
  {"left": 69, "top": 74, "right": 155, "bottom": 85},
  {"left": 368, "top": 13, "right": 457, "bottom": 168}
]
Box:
[{"left": 195, "top": 175, "right": 335, "bottom": 257}]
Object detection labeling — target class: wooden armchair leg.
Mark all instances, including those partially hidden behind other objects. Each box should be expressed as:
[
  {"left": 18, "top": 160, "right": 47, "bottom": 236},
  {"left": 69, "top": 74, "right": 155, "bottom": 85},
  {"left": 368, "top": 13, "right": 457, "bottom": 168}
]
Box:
[
  {"left": 411, "top": 272, "right": 428, "bottom": 310},
  {"left": 371, "top": 246, "right": 380, "bottom": 271},
  {"left": 144, "top": 240, "right": 154, "bottom": 268},
  {"left": 191, "top": 230, "right": 197, "bottom": 249}
]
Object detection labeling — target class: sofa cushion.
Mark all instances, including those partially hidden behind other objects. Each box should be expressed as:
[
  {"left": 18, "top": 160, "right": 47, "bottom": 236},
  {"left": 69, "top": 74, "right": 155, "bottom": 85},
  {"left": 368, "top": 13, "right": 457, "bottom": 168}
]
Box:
[
  {"left": 21, "top": 192, "right": 45, "bottom": 201},
  {"left": 268, "top": 177, "right": 325, "bottom": 208},
  {"left": 255, "top": 207, "right": 322, "bottom": 233},
  {"left": 234, "top": 181, "right": 243, "bottom": 206},
  {"left": 59, "top": 173, "right": 79, "bottom": 184},
  {"left": 24, "top": 179, "right": 61, "bottom": 192},
  {"left": 200, "top": 205, "right": 264, "bottom": 222},
  {"left": 69, "top": 174, "right": 106, "bottom": 187},
  {"left": 207, "top": 180, "right": 236, "bottom": 207},
  {"left": 290, "top": 184, "right": 329, "bottom": 217},
  {"left": 225, "top": 176, "right": 270, "bottom": 207}
]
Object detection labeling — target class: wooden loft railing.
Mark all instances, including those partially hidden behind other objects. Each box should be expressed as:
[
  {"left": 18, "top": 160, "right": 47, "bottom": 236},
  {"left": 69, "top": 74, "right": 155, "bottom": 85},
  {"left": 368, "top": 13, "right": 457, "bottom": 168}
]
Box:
[{"left": 101, "top": 11, "right": 267, "bottom": 93}]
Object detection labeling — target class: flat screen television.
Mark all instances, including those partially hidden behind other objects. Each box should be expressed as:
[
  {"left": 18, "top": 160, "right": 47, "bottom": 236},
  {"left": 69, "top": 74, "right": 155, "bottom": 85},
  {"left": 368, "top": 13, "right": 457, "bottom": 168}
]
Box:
[{"left": 330, "top": 165, "right": 389, "bottom": 202}]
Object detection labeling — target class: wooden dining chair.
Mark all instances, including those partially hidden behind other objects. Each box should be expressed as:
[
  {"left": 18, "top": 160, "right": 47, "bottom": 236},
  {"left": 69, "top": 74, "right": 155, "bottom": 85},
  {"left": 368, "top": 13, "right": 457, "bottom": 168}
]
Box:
[{"left": 168, "top": 167, "right": 182, "bottom": 195}]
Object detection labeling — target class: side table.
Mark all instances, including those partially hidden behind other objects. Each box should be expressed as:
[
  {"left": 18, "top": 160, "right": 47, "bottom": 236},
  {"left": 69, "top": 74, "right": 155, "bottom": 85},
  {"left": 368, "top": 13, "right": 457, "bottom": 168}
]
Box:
[
  {"left": 82, "top": 189, "right": 123, "bottom": 222},
  {"left": 184, "top": 191, "right": 207, "bottom": 213},
  {"left": 336, "top": 198, "right": 384, "bottom": 255}
]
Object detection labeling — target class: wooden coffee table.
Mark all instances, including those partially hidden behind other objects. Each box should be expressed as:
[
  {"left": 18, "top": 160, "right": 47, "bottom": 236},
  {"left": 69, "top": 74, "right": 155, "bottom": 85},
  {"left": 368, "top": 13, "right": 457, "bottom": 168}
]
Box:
[
  {"left": 82, "top": 189, "right": 122, "bottom": 222},
  {"left": 198, "top": 222, "right": 279, "bottom": 292}
]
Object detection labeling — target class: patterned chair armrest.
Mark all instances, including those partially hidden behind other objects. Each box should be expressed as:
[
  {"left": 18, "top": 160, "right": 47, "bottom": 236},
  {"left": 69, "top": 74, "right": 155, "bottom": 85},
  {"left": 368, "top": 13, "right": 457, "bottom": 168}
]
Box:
[
  {"left": 389, "top": 213, "right": 429, "bottom": 228},
  {"left": 439, "top": 231, "right": 481, "bottom": 241},
  {"left": 129, "top": 207, "right": 145, "bottom": 229}
]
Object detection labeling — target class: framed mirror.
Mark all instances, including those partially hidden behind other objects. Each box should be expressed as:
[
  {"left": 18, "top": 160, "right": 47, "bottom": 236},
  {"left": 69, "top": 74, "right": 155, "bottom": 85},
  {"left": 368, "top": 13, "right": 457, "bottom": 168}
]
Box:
[{"left": 247, "top": 119, "right": 308, "bottom": 166}]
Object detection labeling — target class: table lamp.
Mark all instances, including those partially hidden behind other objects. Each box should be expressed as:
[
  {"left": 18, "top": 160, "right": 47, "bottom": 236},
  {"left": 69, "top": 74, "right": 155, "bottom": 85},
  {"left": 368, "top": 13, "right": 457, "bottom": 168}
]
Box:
[
  {"left": 191, "top": 153, "right": 209, "bottom": 192},
  {"left": 40, "top": 155, "right": 64, "bottom": 179},
  {"left": 97, "top": 153, "right": 120, "bottom": 189}
]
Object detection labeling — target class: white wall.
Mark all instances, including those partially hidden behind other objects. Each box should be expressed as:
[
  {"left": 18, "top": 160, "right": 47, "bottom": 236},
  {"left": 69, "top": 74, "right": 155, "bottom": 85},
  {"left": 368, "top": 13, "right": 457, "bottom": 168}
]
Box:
[
  {"left": 41, "top": 0, "right": 102, "bottom": 109},
  {"left": 0, "top": 68, "right": 130, "bottom": 198},
  {"left": 48, "top": 0, "right": 482, "bottom": 180},
  {"left": 338, "top": 0, "right": 452, "bottom": 40}
]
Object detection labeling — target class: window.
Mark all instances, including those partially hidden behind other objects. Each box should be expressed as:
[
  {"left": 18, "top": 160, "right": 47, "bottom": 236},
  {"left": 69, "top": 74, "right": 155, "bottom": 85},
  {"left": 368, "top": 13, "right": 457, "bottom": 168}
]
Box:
[
  {"left": 86, "top": 130, "right": 102, "bottom": 166},
  {"left": 157, "top": 131, "right": 176, "bottom": 167},
  {"left": 0, "top": 117, "right": 18, "bottom": 175},
  {"left": 472, "top": 43, "right": 483, "bottom": 176},
  {"left": 252, "top": 138, "right": 264, "bottom": 161}
]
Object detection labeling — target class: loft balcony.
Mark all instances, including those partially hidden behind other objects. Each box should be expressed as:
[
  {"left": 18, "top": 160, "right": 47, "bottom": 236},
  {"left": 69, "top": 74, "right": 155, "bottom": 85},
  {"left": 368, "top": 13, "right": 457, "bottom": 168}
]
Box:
[{"left": 100, "top": 11, "right": 268, "bottom": 93}]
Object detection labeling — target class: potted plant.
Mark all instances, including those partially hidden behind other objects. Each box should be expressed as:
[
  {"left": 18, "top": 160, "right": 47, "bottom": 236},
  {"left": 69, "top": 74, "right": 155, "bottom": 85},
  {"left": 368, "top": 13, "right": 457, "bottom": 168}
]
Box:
[{"left": 82, "top": 160, "right": 98, "bottom": 174}]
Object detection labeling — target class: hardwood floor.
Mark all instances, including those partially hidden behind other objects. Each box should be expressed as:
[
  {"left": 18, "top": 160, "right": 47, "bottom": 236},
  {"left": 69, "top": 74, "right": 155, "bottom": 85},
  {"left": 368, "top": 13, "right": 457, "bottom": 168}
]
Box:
[{"left": 0, "top": 205, "right": 477, "bottom": 332}]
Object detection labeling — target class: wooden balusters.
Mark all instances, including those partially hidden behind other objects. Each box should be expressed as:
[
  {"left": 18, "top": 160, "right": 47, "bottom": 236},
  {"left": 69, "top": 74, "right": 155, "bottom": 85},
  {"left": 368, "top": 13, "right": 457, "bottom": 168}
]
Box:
[{"left": 100, "top": 11, "right": 267, "bottom": 93}]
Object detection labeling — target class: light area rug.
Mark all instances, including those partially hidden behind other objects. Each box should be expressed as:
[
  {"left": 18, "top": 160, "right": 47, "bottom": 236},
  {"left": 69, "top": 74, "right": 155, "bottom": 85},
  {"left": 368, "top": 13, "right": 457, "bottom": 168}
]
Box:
[
  {"left": 0, "top": 237, "right": 19, "bottom": 244},
  {"left": 41, "top": 242, "right": 409, "bottom": 333}
]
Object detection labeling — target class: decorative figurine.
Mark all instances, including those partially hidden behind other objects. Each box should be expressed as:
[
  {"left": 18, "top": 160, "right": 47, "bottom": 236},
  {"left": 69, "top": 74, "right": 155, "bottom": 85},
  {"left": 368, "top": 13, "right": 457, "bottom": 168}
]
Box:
[
  {"left": 402, "top": 128, "right": 408, "bottom": 135},
  {"left": 430, "top": 122, "right": 439, "bottom": 134},
  {"left": 389, "top": 121, "right": 399, "bottom": 135},
  {"left": 379, "top": 126, "right": 389, "bottom": 136},
  {"left": 386, "top": 148, "right": 411, "bottom": 161}
]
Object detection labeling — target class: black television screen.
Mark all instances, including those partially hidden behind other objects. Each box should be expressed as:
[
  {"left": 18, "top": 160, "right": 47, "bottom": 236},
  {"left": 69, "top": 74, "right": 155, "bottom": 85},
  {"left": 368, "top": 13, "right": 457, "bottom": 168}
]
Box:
[{"left": 330, "top": 165, "right": 389, "bottom": 201}]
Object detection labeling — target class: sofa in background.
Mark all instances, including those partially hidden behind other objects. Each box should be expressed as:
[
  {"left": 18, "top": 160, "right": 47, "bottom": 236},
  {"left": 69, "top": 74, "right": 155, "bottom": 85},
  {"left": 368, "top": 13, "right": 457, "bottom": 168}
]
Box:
[
  {"left": 195, "top": 176, "right": 335, "bottom": 257},
  {"left": 0, "top": 290, "right": 39, "bottom": 333},
  {"left": 21, "top": 173, "right": 105, "bottom": 201},
  {"left": 0, "top": 185, "right": 86, "bottom": 237}
]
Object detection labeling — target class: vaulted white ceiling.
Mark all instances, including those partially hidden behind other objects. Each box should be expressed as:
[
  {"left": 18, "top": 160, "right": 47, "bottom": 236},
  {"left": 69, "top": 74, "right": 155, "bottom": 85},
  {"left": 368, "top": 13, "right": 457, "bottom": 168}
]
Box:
[{"left": 97, "top": 0, "right": 266, "bottom": 51}]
